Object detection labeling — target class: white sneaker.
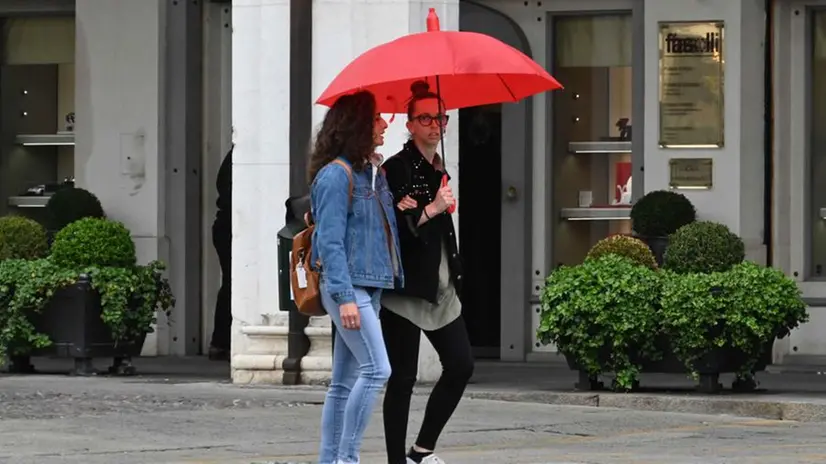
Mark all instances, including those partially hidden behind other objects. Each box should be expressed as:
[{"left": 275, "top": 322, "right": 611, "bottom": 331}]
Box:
[{"left": 419, "top": 455, "right": 446, "bottom": 464}]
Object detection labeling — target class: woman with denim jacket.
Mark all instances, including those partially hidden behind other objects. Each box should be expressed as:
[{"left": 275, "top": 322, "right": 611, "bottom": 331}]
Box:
[{"left": 308, "top": 90, "right": 404, "bottom": 464}]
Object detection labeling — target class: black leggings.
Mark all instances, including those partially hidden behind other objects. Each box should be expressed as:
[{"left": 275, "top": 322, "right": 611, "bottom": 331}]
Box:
[
  {"left": 381, "top": 310, "right": 474, "bottom": 464},
  {"left": 210, "top": 217, "right": 232, "bottom": 350}
]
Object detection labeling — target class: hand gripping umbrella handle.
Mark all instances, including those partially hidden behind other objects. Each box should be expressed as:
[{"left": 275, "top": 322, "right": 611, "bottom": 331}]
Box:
[{"left": 442, "top": 174, "right": 456, "bottom": 214}]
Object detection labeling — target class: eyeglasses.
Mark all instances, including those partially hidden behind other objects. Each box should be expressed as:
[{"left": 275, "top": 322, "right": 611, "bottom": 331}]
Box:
[{"left": 411, "top": 113, "right": 449, "bottom": 127}]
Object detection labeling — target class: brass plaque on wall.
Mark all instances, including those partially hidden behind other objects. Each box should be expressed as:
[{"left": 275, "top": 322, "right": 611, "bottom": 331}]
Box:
[
  {"left": 658, "top": 21, "right": 725, "bottom": 148},
  {"left": 669, "top": 158, "right": 713, "bottom": 189}
]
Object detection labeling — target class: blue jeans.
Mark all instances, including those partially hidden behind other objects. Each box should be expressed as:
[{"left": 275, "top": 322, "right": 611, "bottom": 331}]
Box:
[{"left": 319, "top": 283, "right": 391, "bottom": 464}]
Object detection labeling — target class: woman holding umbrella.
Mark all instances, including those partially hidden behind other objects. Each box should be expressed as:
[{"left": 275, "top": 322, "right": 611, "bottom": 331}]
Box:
[
  {"left": 380, "top": 81, "right": 473, "bottom": 464},
  {"left": 308, "top": 90, "right": 403, "bottom": 464}
]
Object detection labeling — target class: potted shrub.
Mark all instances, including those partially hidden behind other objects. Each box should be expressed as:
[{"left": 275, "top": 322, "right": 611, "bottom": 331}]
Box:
[
  {"left": 0, "top": 215, "right": 49, "bottom": 261},
  {"left": 0, "top": 217, "right": 54, "bottom": 370},
  {"left": 586, "top": 234, "right": 658, "bottom": 269},
  {"left": 0, "top": 218, "right": 174, "bottom": 375},
  {"left": 537, "top": 254, "right": 661, "bottom": 391},
  {"left": 629, "top": 190, "right": 696, "bottom": 265},
  {"left": 44, "top": 187, "right": 105, "bottom": 236},
  {"left": 664, "top": 221, "right": 745, "bottom": 274},
  {"left": 661, "top": 262, "right": 807, "bottom": 391}
]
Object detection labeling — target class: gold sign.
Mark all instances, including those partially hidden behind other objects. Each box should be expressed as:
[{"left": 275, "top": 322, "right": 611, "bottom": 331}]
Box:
[
  {"left": 669, "top": 158, "right": 713, "bottom": 189},
  {"left": 658, "top": 21, "right": 725, "bottom": 148}
]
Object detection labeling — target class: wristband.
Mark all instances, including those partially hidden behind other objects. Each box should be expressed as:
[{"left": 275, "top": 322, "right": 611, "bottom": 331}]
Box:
[{"left": 423, "top": 206, "right": 431, "bottom": 219}]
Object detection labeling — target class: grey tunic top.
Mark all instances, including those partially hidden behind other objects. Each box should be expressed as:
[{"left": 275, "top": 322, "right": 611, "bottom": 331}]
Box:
[{"left": 381, "top": 238, "right": 462, "bottom": 331}]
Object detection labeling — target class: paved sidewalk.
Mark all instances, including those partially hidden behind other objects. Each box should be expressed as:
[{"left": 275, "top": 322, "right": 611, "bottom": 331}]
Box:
[
  {"left": 10, "top": 356, "right": 826, "bottom": 422},
  {"left": 2, "top": 376, "right": 826, "bottom": 463}
]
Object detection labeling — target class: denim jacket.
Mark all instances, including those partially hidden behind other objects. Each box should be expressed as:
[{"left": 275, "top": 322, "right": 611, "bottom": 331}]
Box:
[{"left": 310, "top": 157, "right": 404, "bottom": 305}]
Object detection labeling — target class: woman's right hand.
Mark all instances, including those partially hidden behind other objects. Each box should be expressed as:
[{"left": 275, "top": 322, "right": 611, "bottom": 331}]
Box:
[
  {"left": 430, "top": 184, "right": 455, "bottom": 215},
  {"left": 339, "top": 303, "right": 361, "bottom": 330}
]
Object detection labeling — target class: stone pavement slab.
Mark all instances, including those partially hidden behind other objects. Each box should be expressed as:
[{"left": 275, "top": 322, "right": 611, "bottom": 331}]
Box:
[
  {"left": 14, "top": 356, "right": 826, "bottom": 423},
  {"left": 2, "top": 377, "right": 826, "bottom": 463},
  {"left": 0, "top": 376, "right": 826, "bottom": 464}
]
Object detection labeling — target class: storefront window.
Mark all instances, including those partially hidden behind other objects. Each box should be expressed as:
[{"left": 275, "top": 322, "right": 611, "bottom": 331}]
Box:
[
  {"left": 552, "top": 15, "right": 633, "bottom": 266},
  {"left": 811, "top": 12, "right": 826, "bottom": 278},
  {"left": 0, "top": 16, "right": 75, "bottom": 219}
]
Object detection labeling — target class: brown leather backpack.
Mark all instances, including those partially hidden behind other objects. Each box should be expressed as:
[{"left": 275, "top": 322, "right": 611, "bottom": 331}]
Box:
[{"left": 290, "top": 159, "right": 353, "bottom": 316}]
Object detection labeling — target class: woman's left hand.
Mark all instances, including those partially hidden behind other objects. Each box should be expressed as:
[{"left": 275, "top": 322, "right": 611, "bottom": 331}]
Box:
[{"left": 397, "top": 195, "right": 417, "bottom": 211}]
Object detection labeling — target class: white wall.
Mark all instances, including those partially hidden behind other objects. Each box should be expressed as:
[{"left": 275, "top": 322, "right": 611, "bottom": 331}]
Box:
[
  {"left": 643, "top": 0, "right": 766, "bottom": 262},
  {"left": 74, "top": 0, "right": 169, "bottom": 355}
]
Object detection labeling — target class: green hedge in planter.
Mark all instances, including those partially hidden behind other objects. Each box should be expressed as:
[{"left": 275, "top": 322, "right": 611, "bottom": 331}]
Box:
[
  {"left": 664, "top": 221, "right": 745, "bottom": 274},
  {"left": 50, "top": 218, "right": 136, "bottom": 268},
  {"left": 587, "top": 234, "right": 658, "bottom": 269},
  {"left": 630, "top": 190, "right": 696, "bottom": 237},
  {"left": 537, "top": 254, "right": 662, "bottom": 389},
  {"left": 0, "top": 258, "right": 77, "bottom": 358},
  {"left": 660, "top": 262, "right": 807, "bottom": 376},
  {"left": 0, "top": 218, "right": 174, "bottom": 361},
  {"left": 0, "top": 216, "right": 49, "bottom": 261}
]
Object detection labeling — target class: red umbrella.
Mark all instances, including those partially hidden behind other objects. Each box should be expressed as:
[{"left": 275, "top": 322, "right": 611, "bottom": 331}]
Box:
[
  {"left": 317, "top": 11, "right": 562, "bottom": 112},
  {"left": 317, "top": 9, "right": 563, "bottom": 214}
]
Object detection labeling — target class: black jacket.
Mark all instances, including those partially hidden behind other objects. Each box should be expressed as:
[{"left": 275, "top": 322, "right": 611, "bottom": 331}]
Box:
[{"left": 382, "top": 141, "right": 463, "bottom": 304}]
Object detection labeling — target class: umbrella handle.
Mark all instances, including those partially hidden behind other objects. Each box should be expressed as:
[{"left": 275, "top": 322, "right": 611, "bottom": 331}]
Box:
[{"left": 441, "top": 174, "right": 456, "bottom": 214}]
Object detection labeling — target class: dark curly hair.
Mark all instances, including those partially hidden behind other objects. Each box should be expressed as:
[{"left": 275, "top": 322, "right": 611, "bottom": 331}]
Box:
[{"left": 308, "top": 90, "right": 377, "bottom": 184}]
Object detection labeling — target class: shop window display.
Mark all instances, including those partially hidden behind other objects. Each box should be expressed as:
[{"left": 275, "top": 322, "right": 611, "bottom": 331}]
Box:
[
  {"left": 552, "top": 15, "right": 633, "bottom": 266},
  {"left": 0, "top": 17, "right": 76, "bottom": 219}
]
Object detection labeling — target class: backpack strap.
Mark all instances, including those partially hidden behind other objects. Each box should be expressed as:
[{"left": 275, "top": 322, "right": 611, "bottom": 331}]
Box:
[{"left": 330, "top": 158, "right": 354, "bottom": 204}]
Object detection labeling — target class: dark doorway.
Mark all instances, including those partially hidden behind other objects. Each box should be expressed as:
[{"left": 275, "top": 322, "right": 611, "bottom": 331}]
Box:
[
  {"left": 458, "top": 1, "right": 534, "bottom": 360},
  {"left": 458, "top": 104, "right": 502, "bottom": 358}
]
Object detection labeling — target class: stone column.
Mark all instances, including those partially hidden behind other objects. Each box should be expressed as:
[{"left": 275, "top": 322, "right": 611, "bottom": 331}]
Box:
[
  {"left": 230, "top": 0, "right": 292, "bottom": 383},
  {"left": 74, "top": 0, "right": 168, "bottom": 355}
]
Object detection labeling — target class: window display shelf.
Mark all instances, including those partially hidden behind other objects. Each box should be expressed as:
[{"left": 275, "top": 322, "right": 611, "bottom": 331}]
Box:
[
  {"left": 568, "top": 141, "right": 631, "bottom": 154},
  {"left": 15, "top": 133, "right": 74, "bottom": 146},
  {"left": 560, "top": 207, "right": 631, "bottom": 221},
  {"left": 8, "top": 196, "right": 49, "bottom": 208}
]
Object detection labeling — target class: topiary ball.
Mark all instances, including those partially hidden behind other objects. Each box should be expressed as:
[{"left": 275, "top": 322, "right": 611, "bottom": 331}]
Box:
[
  {"left": 630, "top": 190, "right": 697, "bottom": 237},
  {"left": 587, "top": 234, "right": 658, "bottom": 269},
  {"left": 50, "top": 217, "right": 136, "bottom": 268},
  {"left": 45, "top": 187, "right": 105, "bottom": 232},
  {"left": 664, "top": 221, "right": 745, "bottom": 274},
  {"left": 0, "top": 215, "right": 49, "bottom": 261}
]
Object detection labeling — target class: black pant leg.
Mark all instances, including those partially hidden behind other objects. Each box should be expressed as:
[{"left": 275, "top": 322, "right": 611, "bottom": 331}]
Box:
[
  {"left": 381, "top": 309, "right": 422, "bottom": 464},
  {"left": 415, "top": 315, "right": 474, "bottom": 450},
  {"left": 210, "top": 218, "right": 232, "bottom": 350}
]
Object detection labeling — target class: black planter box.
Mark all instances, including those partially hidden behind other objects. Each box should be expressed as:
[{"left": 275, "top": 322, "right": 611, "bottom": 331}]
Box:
[
  {"left": 9, "top": 274, "right": 147, "bottom": 376},
  {"left": 565, "top": 336, "right": 774, "bottom": 393}
]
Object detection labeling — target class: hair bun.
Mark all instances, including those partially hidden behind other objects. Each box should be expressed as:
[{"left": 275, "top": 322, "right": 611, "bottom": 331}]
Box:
[{"left": 410, "top": 80, "right": 430, "bottom": 97}]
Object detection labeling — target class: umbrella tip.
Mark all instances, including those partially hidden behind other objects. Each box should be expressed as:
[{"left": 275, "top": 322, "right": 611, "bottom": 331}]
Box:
[{"left": 426, "top": 8, "right": 440, "bottom": 32}]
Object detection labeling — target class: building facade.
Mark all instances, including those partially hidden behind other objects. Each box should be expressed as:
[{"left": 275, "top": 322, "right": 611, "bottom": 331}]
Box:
[
  {"left": 230, "top": 0, "right": 826, "bottom": 383},
  {"left": 4, "top": 0, "right": 826, "bottom": 381}
]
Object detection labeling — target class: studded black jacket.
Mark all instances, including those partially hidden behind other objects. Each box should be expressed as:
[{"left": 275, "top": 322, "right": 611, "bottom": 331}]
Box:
[{"left": 381, "top": 141, "right": 463, "bottom": 304}]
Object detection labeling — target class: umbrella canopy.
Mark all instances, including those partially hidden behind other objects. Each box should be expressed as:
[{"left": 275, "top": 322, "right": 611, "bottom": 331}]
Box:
[
  {"left": 316, "top": 9, "right": 563, "bottom": 215},
  {"left": 316, "top": 12, "right": 562, "bottom": 113}
]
